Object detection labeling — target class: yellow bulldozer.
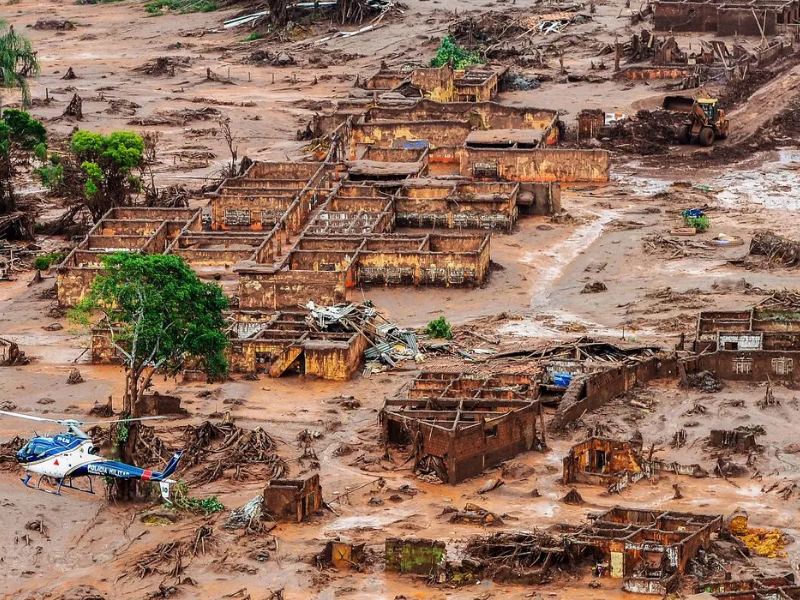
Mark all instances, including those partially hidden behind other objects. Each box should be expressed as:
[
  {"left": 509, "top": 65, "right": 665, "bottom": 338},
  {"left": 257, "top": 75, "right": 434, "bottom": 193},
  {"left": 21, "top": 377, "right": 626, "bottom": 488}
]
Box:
[{"left": 662, "top": 95, "right": 730, "bottom": 147}]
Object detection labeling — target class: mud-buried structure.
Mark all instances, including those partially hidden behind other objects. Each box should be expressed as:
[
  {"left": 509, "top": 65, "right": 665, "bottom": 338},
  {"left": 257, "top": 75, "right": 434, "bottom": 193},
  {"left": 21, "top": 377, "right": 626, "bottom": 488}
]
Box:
[
  {"left": 568, "top": 507, "right": 723, "bottom": 594},
  {"left": 381, "top": 371, "right": 545, "bottom": 483}
]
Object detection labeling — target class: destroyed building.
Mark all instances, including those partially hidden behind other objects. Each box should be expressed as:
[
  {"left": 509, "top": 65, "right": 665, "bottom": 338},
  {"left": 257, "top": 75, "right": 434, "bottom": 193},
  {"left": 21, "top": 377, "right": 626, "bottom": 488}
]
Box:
[
  {"left": 381, "top": 370, "right": 544, "bottom": 483},
  {"left": 57, "top": 85, "right": 611, "bottom": 313},
  {"left": 226, "top": 309, "right": 370, "bottom": 380},
  {"left": 262, "top": 475, "right": 323, "bottom": 522},
  {"left": 56, "top": 207, "right": 203, "bottom": 306},
  {"left": 568, "top": 507, "right": 723, "bottom": 594},
  {"left": 562, "top": 436, "right": 707, "bottom": 493},
  {"left": 695, "top": 575, "right": 800, "bottom": 598},
  {"left": 363, "top": 63, "right": 504, "bottom": 103},
  {"left": 692, "top": 301, "right": 800, "bottom": 382},
  {"left": 653, "top": 0, "right": 799, "bottom": 36}
]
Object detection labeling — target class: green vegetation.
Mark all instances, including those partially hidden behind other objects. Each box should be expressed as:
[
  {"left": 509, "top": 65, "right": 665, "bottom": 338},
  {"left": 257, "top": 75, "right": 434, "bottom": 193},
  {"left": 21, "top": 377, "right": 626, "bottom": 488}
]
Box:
[
  {"left": 2, "top": 109, "right": 46, "bottom": 149},
  {"left": 430, "top": 35, "right": 484, "bottom": 70},
  {"left": 33, "top": 251, "right": 66, "bottom": 271},
  {"left": 172, "top": 483, "right": 225, "bottom": 514},
  {"left": 68, "top": 130, "right": 145, "bottom": 219},
  {"left": 682, "top": 210, "right": 710, "bottom": 233},
  {"left": 144, "top": 0, "right": 218, "bottom": 15},
  {"left": 0, "top": 20, "right": 40, "bottom": 108},
  {"left": 71, "top": 252, "right": 229, "bottom": 414},
  {"left": 424, "top": 316, "right": 453, "bottom": 340},
  {"left": 243, "top": 32, "right": 264, "bottom": 42}
]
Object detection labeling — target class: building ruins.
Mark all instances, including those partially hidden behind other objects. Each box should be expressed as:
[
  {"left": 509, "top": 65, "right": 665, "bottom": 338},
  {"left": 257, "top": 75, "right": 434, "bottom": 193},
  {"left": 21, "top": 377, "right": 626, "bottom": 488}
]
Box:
[
  {"left": 562, "top": 436, "right": 708, "bottom": 493},
  {"left": 568, "top": 507, "right": 723, "bottom": 594}
]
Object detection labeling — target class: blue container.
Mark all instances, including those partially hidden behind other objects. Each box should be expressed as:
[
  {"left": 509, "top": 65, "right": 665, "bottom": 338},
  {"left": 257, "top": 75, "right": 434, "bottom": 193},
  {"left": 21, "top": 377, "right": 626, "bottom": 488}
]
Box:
[{"left": 552, "top": 372, "right": 573, "bottom": 387}]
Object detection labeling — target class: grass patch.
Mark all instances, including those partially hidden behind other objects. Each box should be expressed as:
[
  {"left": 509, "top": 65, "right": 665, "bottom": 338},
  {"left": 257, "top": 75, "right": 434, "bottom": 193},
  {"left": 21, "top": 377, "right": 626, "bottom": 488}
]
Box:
[
  {"left": 172, "top": 483, "right": 225, "bottom": 515},
  {"left": 144, "top": 0, "right": 218, "bottom": 15},
  {"left": 431, "top": 35, "right": 484, "bottom": 69}
]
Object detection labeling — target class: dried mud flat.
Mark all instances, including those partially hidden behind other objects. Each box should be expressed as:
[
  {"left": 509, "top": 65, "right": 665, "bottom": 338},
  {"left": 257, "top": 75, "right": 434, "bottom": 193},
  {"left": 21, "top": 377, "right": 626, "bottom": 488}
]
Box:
[{"left": 2, "top": 0, "right": 800, "bottom": 599}]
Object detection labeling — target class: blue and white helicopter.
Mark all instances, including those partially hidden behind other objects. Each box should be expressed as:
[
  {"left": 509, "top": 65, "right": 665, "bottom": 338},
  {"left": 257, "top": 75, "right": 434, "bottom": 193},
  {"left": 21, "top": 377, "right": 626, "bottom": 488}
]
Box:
[{"left": 0, "top": 410, "right": 183, "bottom": 502}]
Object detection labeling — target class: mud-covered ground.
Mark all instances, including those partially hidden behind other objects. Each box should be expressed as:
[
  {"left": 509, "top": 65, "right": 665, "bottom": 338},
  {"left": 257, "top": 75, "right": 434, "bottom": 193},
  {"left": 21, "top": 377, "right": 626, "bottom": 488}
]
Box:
[{"left": 3, "top": 0, "right": 800, "bottom": 598}]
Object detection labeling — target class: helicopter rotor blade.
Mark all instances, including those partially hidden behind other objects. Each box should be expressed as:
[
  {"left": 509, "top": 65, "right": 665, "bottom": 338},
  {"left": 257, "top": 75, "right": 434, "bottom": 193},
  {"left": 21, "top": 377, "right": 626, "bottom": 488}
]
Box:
[
  {"left": 0, "top": 410, "right": 62, "bottom": 424},
  {"left": 81, "top": 416, "right": 168, "bottom": 425}
]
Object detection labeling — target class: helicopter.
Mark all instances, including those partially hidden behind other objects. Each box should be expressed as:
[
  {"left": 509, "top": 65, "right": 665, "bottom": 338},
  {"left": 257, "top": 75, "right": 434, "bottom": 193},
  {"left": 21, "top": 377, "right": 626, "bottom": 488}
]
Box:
[{"left": 0, "top": 410, "right": 183, "bottom": 502}]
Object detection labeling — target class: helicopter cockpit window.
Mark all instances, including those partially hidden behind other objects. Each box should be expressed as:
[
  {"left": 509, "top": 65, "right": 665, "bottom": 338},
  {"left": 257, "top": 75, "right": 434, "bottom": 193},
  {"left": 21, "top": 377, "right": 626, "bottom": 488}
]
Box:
[{"left": 17, "top": 441, "right": 38, "bottom": 459}]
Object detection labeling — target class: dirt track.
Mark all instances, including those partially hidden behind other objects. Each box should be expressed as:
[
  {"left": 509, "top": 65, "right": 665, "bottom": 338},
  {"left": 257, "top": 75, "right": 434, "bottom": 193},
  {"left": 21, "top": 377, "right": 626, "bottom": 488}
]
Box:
[
  {"left": 2, "top": 0, "right": 800, "bottom": 598},
  {"left": 728, "top": 61, "right": 800, "bottom": 143}
]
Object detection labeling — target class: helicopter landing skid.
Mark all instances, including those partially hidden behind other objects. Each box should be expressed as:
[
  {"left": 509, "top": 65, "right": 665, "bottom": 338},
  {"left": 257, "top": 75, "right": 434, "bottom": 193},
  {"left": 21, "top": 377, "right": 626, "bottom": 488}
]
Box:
[{"left": 22, "top": 473, "right": 95, "bottom": 496}]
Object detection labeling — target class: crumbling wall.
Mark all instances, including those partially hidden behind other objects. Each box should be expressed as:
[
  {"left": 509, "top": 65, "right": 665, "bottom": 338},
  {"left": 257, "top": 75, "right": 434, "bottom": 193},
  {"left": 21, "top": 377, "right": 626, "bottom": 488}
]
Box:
[
  {"left": 458, "top": 148, "right": 610, "bottom": 183},
  {"left": 237, "top": 270, "right": 348, "bottom": 310},
  {"left": 617, "top": 67, "right": 694, "bottom": 80},
  {"left": 91, "top": 327, "right": 123, "bottom": 365},
  {"left": 518, "top": 182, "right": 561, "bottom": 216},
  {"left": 448, "top": 408, "right": 540, "bottom": 482},
  {"left": 653, "top": 1, "right": 719, "bottom": 32},
  {"left": 696, "top": 351, "right": 800, "bottom": 382},
  {"left": 717, "top": 7, "right": 777, "bottom": 36},
  {"left": 350, "top": 121, "right": 472, "bottom": 156},
  {"left": 303, "top": 335, "right": 368, "bottom": 380}
]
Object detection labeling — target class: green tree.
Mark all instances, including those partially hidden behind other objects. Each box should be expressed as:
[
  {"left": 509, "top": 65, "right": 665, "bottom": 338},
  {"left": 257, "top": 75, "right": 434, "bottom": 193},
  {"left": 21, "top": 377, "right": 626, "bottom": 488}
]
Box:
[
  {"left": 0, "top": 21, "right": 40, "bottom": 110},
  {"left": 73, "top": 252, "right": 229, "bottom": 415},
  {"left": 70, "top": 130, "right": 145, "bottom": 221},
  {"left": 0, "top": 109, "right": 46, "bottom": 215},
  {"left": 72, "top": 253, "right": 228, "bottom": 501}
]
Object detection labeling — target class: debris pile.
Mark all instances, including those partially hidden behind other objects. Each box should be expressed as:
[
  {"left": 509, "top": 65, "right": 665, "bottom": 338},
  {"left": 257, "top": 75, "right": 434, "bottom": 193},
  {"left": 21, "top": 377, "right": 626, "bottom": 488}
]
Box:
[
  {"left": 128, "top": 107, "right": 221, "bottom": 127},
  {"left": 304, "top": 302, "right": 420, "bottom": 373},
  {"left": 683, "top": 370, "right": 722, "bottom": 393},
  {"left": 0, "top": 436, "right": 26, "bottom": 470},
  {"left": 181, "top": 420, "right": 286, "bottom": 485},
  {"left": 225, "top": 495, "right": 266, "bottom": 533},
  {"left": 447, "top": 503, "right": 504, "bottom": 526},
  {"left": 66, "top": 368, "right": 84, "bottom": 384},
  {"left": 737, "top": 528, "right": 789, "bottom": 558},
  {"left": 749, "top": 230, "right": 800, "bottom": 266}
]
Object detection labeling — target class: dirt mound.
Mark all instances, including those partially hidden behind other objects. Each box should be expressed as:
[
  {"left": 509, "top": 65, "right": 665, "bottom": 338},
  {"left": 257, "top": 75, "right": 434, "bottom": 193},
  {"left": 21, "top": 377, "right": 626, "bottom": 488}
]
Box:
[
  {"left": 133, "top": 56, "right": 192, "bottom": 77},
  {"left": 718, "top": 67, "right": 778, "bottom": 109},
  {"left": 603, "top": 110, "right": 684, "bottom": 155},
  {"left": 180, "top": 420, "right": 286, "bottom": 485},
  {"left": 749, "top": 230, "right": 800, "bottom": 266},
  {"left": 128, "top": 107, "right": 221, "bottom": 127}
]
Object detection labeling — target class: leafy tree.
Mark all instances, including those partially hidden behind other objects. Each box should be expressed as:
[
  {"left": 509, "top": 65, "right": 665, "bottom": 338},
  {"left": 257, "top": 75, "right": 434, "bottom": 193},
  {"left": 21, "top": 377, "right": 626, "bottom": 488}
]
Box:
[
  {"left": 73, "top": 252, "right": 229, "bottom": 416},
  {"left": 0, "top": 109, "right": 46, "bottom": 215},
  {"left": 0, "top": 21, "right": 40, "bottom": 110},
  {"left": 70, "top": 130, "right": 145, "bottom": 221},
  {"left": 72, "top": 253, "right": 228, "bottom": 500},
  {"left": 424, "top": 316, "right": 453, "bottom": 339},
  {"left": 430, "top": 35, "right": 484, "bottom": 69}
]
